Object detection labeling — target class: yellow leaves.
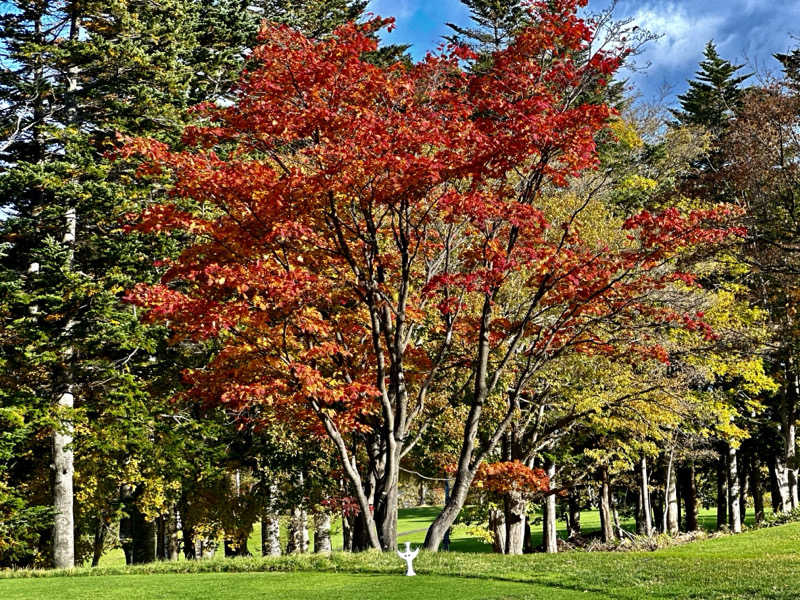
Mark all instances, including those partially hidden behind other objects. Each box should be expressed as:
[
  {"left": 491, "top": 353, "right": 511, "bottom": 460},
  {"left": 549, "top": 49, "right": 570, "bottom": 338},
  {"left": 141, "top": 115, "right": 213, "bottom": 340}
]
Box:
[
  {"left": 619, "top": 174, "right": 658, "bottom": 194},
  {"left": 608, "top": 118, "right": 643, "bottom": 150},
  {"left": 252, "top": 295, "right": 268, "bottom": 310}
]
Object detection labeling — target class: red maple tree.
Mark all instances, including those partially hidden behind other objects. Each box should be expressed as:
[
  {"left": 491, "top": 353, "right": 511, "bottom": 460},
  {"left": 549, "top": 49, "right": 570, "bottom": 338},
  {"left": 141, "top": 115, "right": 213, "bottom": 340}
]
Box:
[{"left": 121, "top": 0, "right": 742, "bottom": 551}]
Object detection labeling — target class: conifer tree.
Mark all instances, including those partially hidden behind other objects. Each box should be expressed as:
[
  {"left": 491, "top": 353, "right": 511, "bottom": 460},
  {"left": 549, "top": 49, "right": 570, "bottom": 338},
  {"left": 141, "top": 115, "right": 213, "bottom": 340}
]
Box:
[
  {"left": 670, "top": 41, "right": 751, "bottom": 136},
  {"left": 445, "top": 0, "right": 529, "bottom": 54}
]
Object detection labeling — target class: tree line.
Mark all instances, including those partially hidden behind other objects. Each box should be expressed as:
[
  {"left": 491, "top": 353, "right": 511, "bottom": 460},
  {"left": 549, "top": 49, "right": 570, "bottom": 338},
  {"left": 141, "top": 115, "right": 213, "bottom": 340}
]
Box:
[{"left": 1, "top": 0, "right": 799, "bottom": 568}]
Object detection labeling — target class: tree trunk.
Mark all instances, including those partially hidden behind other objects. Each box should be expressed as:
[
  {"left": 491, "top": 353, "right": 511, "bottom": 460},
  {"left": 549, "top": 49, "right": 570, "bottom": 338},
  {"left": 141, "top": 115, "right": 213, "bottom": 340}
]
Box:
[
  {"left": 424, "top": 297, "right": 511, "bottom": 552},
  {"left": 503, "top": 491, "right": 527, "bottom": 555},
  {"left": 489, "top": 507, "right": 506, "bottom": 554},
  {"left": 418, "top": 480, "right": 427, "bottom": 506},
  {"left": 52, "top": 386, "right": 75, "bottom": 569},
  {"left": 773, "top": 454, "right": 792, "bottom": 512},
  {"left": 286, "top": 506, "right": 309, "bottom": 554},
  {"left": 781, "top": 385, "right": 798, "bottom": 510},
  {"left": 567, "top": 491, "right": 581, "bottom": 539},
  {"left": 166, "top": 507, "right": 179, "bottom": 561},
  {"left": 611, "top": 493, "right": 623, "bottom": 540},
  {"left": 91, "top": 519, "right": 106, "bottom": 567},
  {"left": 639, "top": 456, "right": 652, "bottom": 536},
  {"left": 53, "top": 3, "right": 81, "bottom": 571},
  {"left": 738, "top": 454, "right": 749, "bottom": 525},
  {"left": 678, "top": 464, "right": 698, "bottom": 531},
  {"left": 314, "top": 512, "right": 332, "bottom": 553},
  {"left": 751, "top": 455, "right": 765, "bottom": 524},
  {"left": 182, "top": 520, "right": 196, "bottom": 560},
  {"left": 341, "top": 511, "right": 353, "bottom": 552},
  {"left": 717, "top": 447, "right": 728, "bottom": 528},
  {"left": 373, "top": 458, "right": 399, "bottom": 551},
  {"left": 119, "top": 491, "right": 157, "bottom": 565},
  {"left": 598, "top": 467, "right": 614, "bottom": 543},
  {"left": 156, "top": 516, "right": 166, "bottom": 560},
  {"left": 542, "top": 461, "right": 557, "bottom": 553},
  {"left": 261, "top": 512, "right": 281, "bottom": 556},
  {"left": 727, "top": 444, "right": 742, "bottom": 533},
  {"left": 261, "top": 481, "right": 281, "bottom": 556},
  {"left": 664, "top": 452, "right": 678, "bottom": 535}
]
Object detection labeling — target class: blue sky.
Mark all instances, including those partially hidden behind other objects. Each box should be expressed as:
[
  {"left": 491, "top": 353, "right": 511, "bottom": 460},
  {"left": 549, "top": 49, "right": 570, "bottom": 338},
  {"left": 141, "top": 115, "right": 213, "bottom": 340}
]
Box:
[{"left": 367, "top": 0, "right": 800, "bottom": 103}]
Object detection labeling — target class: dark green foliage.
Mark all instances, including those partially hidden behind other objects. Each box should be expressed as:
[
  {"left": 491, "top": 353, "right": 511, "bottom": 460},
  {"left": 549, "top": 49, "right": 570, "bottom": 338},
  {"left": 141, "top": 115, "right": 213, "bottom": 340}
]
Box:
[
  {"left": 775, "top": 47, "right": 800, "bottom": 88},
  {"left": 445, "top": 0, "right": 529, "bottom": 54},
  {"left": 670, "top": 41, "right": 751, "bottom": 135}
]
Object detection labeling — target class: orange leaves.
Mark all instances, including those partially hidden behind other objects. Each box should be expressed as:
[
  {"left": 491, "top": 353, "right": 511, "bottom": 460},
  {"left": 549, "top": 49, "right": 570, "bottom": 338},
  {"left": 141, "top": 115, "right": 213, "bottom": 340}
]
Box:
[{"left": 473, "top": 461, "right": 550, "bottom": 497}]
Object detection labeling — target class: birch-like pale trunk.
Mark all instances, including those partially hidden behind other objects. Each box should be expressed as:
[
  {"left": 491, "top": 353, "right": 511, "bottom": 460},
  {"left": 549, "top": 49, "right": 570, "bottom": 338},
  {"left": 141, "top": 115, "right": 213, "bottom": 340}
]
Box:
[
  {"left": 639, "top": 456, "right": 652, "bottom": 536},
  {"left": 313, "top": 512, "right": 332, "bottom": 553},
  {"left": 52, "top": 385, "right": 75, "bottom": 569},
  {"left": 542, "top": 461, "right": 557, "bottom": 553},
  {"left": 664, "top": 450, "right": 679, "bottom": 535},
  {"left": 727, "top": 444, "right": 742, "bottom": 533},
  {"left": 262, "top": 483, "right": 281, "bottom": 556},
  {"left": 52, "top": 2, "right": 81, "bottom": 569},
  {"left": 286, "top": 506, "right": 309, "bottom": 554},
  {"left": 598, "top": 467, "right": 614, "bottom": 543}
]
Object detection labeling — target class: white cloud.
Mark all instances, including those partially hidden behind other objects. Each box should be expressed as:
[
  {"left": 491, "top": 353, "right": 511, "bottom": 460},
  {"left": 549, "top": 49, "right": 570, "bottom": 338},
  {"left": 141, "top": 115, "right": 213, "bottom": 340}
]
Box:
[{"left": 630, "top": 3, "right": 725, "bottom": 69}]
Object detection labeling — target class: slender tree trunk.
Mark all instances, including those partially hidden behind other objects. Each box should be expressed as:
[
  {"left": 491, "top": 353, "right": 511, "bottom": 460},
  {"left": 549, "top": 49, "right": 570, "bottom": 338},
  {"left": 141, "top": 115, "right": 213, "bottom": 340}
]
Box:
[
  {"left": 52, "top": 3, "right": 81, "bottom": 566},
  {"left": 739, "top": 454, "right": 749, "bottom": 525},
  {"left": 665, "top": 454, "right": 679, "bottom": 535},
  {"left": 91, "top": 519, "right": 106, "bottom": 567},
  {"left": 679, "top": 464, "right": 698, "bottom": 531},
  {"left": 341, "top": 511, "right": 353, "bottom": 552},
  {"left": 424, "top": 298, "right": 501, "bottom": 552},
  {"left": 782, "top": 390, "right": 798, "bottom": 510},
  {"left": 156, "top": 516, "right": 166, "bottom": 560},
  {"left": 314, "top": 511, "right": 332, "bottom": 553},
  {"left": 542, "top": 461, "right": 557, "bottom": 553},
  {"left": 598, "top": 467, "right": 614, "bottom": 543},
  {"left": 768, "top": 454, "right": 782, "bottom": 513},
  {"left": 53, "top": 385, "right": 75, "bottom": 569},
  {"left": 639, "top": 456, "right": 652, "bottom": 536},
  {"left": 717, "top": 447, "right": 728, "bottom": 528},
  {"left": 567, "top": 491, "right": 581, "bottom": 539},
  {"left": 751, "top": 455, "right": 765, "bottom": 524},
  {"left": 774, "top": 455, "right": 792, "bottom": 512},
  {"left": 728, "top": 444, "right": 742, "bottom": 533},
  {"left": 418, "top": 479, "right": 427, "bottom": 506}
]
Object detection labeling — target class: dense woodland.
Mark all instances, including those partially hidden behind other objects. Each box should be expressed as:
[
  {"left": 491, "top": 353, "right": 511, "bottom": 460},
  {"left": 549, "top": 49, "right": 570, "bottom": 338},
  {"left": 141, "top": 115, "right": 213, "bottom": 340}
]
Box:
[{"left": 1, "top": 0, "right": 800, "bottom": 570}]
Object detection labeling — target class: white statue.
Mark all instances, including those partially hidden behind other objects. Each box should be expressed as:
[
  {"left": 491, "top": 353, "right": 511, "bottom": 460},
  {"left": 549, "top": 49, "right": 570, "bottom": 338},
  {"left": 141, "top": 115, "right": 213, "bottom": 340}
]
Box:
[{"left": 397, "top": 541, "right": 419, "bottom": 576}]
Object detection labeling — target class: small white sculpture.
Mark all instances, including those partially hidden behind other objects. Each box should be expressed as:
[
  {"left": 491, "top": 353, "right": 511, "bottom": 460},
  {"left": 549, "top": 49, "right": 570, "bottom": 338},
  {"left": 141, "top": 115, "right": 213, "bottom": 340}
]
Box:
[{"left": 397, "top": 541, "right": 419, "bottom": 576}]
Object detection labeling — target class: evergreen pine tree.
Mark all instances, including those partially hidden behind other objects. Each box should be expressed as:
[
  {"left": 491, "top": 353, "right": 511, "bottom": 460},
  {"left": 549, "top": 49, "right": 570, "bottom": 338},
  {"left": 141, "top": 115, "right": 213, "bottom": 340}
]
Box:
[
  {"left": 443, "top": 0, "right": 528, "bottom": 72},
  {"left": 670, "top": 41, "right": 751, "bottom": 136},
  {"left": 775, "top": 47, "right": 800, "bottom": 87}
]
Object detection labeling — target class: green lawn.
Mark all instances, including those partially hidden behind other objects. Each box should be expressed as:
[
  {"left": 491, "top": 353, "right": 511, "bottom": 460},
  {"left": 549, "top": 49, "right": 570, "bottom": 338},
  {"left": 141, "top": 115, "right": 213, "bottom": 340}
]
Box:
[{"left": 3, "top": 522, "right": 800, "bottom": 599}]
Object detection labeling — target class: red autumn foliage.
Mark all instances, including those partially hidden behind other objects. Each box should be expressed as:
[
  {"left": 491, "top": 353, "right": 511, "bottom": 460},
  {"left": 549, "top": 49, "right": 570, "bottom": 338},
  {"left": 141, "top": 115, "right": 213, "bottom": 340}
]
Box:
[
  {"left": 117, "top": 0, "right": 743, "bottom": 549},
  {"left": 473, "top": 461, "right": 550, "bottom": 497}
]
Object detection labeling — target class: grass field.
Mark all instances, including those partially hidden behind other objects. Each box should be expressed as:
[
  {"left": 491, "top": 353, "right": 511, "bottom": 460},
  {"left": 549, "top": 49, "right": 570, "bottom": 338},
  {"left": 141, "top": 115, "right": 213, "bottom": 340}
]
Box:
[{"left": 2, "top": 522, "right": 799, "bottom": 599}]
